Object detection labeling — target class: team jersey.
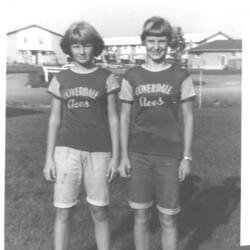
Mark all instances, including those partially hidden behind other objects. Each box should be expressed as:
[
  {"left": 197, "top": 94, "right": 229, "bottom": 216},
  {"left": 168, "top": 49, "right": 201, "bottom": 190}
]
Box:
[
  {"left": 119, "top": 64, "right": 196, "bottom": 158},
  {"left": 48, "top": 67, "right": 120, "bottom": 152}
]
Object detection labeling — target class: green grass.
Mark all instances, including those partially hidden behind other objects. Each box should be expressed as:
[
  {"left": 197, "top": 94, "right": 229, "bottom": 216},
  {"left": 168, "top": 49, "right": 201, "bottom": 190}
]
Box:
[
  {"left": 5, "top": 104, "right": 241, "bottom": 250},
  {"left": 5, "top": 72, "right": 241, "bottom": 249}
]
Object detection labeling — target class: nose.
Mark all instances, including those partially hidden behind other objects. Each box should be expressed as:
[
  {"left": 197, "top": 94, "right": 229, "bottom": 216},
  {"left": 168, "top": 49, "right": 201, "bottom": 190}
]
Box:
[
  {"left": 79, "top": 46, "right": 85, "bottom": 54},
  {"left": 153, "top": 41, "right": 159, "bottom": 50}
]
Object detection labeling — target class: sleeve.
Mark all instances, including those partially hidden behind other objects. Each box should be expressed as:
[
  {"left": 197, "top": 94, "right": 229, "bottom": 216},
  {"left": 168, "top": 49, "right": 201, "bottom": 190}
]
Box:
[
  {"left": 106, "top": 73, "right": 120, "bottom": 94},
  {"left": 47, "top": 76, "right": 62, "bottom": 99},
  {"left": 119, "top": 78, "right": 134, "bottom": 103},
  {"left": 181, "top": 75, "right": 196, "bottom": 102}
]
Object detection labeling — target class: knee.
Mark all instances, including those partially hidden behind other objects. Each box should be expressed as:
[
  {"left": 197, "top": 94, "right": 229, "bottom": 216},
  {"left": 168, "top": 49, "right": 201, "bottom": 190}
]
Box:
[
  {"left": 159, "top": 213, "right": 177, "bottom": 229},
  {"left": 55, "top": 208, "right": 70, "bottom": 224},
  {"left": 89, "top": 205, "right": 108, "bottom": 222},
  {"left": 134, "top": 209, "right": 151, "bottom": 226}
]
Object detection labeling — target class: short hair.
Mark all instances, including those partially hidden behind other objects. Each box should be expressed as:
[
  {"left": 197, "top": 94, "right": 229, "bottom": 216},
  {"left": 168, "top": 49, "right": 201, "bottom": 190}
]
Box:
[
  {"left": 60, "top": 21, "right": 104, "bottom": 57},
  {"left": 141, "top": 16, "right": 173, "bottom": 43}
]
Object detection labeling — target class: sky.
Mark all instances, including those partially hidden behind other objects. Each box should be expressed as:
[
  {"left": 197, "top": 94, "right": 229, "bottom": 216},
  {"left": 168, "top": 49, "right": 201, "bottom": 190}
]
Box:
[{"left": 6, "top": 0, "right": 247, "bottom": 39}]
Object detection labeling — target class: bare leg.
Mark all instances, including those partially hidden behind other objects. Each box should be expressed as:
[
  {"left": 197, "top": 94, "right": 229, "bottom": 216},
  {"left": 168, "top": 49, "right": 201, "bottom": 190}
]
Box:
[
  {"left": 89, "top": 204, "right": 110, "bottom": 250},
  {"left": 54, "top": 208, "right": 71, "bottom": 250},
  {"left": 134, "top": 208, "right": 152, "bottom": 250},
  {"left": 159, "top": 212, "right": 178, "bottom": 250}
]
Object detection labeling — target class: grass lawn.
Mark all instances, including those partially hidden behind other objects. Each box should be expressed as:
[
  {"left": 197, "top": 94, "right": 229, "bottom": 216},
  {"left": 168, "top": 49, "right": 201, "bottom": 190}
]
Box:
[
  {"left": 5, "top": 105, "right": 241, "bottom": 250},
  {"left": 5, "top": 72, "right": 241, "bottom": 250}
]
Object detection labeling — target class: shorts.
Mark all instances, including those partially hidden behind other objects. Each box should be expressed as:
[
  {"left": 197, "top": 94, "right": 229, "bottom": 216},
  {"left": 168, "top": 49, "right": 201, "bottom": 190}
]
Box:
[
  {"left": 128, "top": 152, "right": 181, "bottom": 215},
  {"left": 53, "top": 146, "right": 111, "bottom": 208}
]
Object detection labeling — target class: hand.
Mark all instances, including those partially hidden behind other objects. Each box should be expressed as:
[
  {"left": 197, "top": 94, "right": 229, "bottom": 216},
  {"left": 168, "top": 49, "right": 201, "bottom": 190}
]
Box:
[
  {"left": 118, "top": 157, "right": 132, "bottom": 178},
  {"left": 43, "top": 158, "right": 56, "bottom": 182},
  {"left": 178, "top": 159, "right": 191, "bottom": 182},
  {"left": 106, "top": 157, "right": 118, "bottom": 183}
]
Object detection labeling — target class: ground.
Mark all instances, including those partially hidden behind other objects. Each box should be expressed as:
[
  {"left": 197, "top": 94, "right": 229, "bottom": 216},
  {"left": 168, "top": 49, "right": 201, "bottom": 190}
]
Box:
[{"left": 5, "top": 71, "right": 241, "bottom": 250}]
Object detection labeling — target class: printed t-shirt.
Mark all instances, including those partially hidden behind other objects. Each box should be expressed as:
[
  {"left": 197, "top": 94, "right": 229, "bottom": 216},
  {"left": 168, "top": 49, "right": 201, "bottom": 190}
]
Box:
[
  {"left": 48, "top": 67, "right": 120, "bottom": 152},
  {"left": 119, "top": 64, "right": 196, "bottom": 158}
]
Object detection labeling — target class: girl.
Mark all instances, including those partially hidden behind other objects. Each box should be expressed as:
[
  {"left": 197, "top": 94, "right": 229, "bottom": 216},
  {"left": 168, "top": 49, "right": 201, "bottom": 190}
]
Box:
[
  {"left": 43, "top": 21, "right": 119, "bottom": 250},
  {"left": 119, "top": 16, "right": 196, "bottom": 250}
]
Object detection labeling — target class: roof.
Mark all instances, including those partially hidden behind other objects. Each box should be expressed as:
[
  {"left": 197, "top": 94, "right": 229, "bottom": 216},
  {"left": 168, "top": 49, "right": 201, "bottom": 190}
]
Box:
[
  {"left": 189, "top": 39, "right": 242, "bottom": 53},
  {"left": 7, "top": 24, "right": 63, "bottom": 37},
  {"left": 104, "top": 36, "right": 142, "bottom": 46},
  {"left": 184, "top": 31, "right": 232, "bottom": 44}
]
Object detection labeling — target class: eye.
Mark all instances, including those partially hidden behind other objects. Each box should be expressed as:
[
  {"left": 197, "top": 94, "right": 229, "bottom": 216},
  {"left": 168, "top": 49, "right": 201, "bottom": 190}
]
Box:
[
  {"left": 146, "top": 41, "right": 155, "bottom": 46},
  {"left": 71, "top": 44, "right": 81, "bottom": 49},
  {"left": 159, "top": 41, "right": 168, "bottom": 45},
  {"left": 84, "top": 43, "right": 93, "bottom": 48}
]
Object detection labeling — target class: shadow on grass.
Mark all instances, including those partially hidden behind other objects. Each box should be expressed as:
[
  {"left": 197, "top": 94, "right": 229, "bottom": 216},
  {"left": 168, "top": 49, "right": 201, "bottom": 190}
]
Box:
[
  {"left": 179, "top": 175, "right": 240, "bottom": 250},
  {"left": 93, "top": 175, "right": 240, "bottom": 250},
  {"left": 6, "top": 107, "right": 44, "bottom": 118}
]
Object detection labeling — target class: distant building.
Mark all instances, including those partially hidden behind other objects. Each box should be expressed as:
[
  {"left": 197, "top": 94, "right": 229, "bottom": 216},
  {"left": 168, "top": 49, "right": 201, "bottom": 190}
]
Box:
[
  {"left": 7, "top": 25, "right": 237, "bottom": 69},
  {"left": 103, "top": 36, "right": 146, "bottom": 64},
  {"left": 7, "top": 25, "right": 67, "bottom": 65},
  {"left": 103, "top": 31, "right": 233, "bottom": 64},
  {"left": 184, "top": 31, "right": 232, "bottom": 49},
  {"left": 188, "top": 39, "right": 242, "bottom": 70},
  {"left": 181, "top": 31, "right": 232, "bottom": 61}
]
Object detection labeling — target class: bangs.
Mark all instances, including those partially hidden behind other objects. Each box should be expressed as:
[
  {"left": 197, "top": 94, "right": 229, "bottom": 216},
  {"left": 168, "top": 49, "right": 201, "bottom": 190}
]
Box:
[
  {"left": 68, "top": 28, "right": 95, "bottom": 45},
  {"left": 60, "top": 21, "right": 104, "bottom": 57},
  {"left": 144, "top": 22, "right": 166, "bottom": 37},
  {"left": 141, "top": 17, "right": 172, "bottom": 42}
]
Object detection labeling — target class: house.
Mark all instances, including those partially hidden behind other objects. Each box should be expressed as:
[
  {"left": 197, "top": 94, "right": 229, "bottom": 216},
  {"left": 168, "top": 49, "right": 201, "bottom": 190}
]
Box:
[
  {"left": 103, "top": 31, "right": 233, "bottom": 64},
  {"left": 103, "top": 36, "right": 146, "bottom": 64},
  {"left": 188, "top": 39, "right": 242, "bottom": 70},
  {"left": 7, "top": 24, "right": 67, "bottom": 65},
  {"left": 184, "top": 31, "right": 232, "bottom": 49},
  {"left": 181, "top": 31, "right": 232, "bottom": 61}
]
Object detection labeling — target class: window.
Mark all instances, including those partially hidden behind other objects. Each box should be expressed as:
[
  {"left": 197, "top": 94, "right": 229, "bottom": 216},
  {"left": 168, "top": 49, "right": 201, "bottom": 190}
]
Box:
[
  {"left": 221, "top": 55, "right": 226, "bottom": 65},
  {"left": 39, "top": 38, "right": 44, "bottom": 44}
]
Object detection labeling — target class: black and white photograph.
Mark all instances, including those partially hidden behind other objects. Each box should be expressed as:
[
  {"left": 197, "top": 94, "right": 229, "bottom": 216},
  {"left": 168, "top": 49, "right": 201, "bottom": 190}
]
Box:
[{"left": 3, "top": 1, "right": 250, "bottom": 250}]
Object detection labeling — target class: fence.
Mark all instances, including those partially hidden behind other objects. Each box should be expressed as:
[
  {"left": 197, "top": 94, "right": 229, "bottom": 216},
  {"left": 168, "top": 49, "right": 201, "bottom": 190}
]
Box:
[{"left": 42, "top": 66, "right": 69, "bottom": 82}]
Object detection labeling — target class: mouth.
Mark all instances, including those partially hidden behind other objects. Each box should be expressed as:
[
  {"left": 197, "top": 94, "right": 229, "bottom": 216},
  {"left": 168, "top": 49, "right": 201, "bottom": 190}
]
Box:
[
  {"left": 150, "top": 52, "right": 164, "bottom": 57},
  {"left": 77, "top": 57, "right": 88, "bottom": 60}
]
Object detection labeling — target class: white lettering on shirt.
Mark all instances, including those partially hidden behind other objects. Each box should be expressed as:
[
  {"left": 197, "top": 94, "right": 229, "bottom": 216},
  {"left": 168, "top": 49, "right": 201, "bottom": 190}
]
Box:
[
  {"left": 135, "top": 83, "right": 173, "bottom": 107},
  {"left": 67, "top": 99, "right": 90, "bottom": 109},
  {"left": 135, "top": 83, "right": 173, "bottom": 96},
  {"left": 139, "top": 96, "right": 165, "bottom": 107},
  {"left": 63, "top": 87, "right": 99, "bottom": 100}
]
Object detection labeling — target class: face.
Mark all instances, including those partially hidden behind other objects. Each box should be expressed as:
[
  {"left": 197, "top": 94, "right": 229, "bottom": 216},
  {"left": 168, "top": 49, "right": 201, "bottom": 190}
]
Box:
[
  {"left": 70, "top": 43, "right": 95, "bottom": 66},
  {"left": 144, "top": 36, "right": 168, "bottom": 63}
]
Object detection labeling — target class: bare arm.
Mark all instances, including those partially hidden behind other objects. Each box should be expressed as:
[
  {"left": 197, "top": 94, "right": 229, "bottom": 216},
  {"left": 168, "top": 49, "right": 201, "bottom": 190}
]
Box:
[
  {"left": 106, "top": 93, "right": 119, "bottom": 182},
  {"left": 182, "top": 101, "right": 194, "bottom": 158},
  {"left": 119, "top": 102, "right": 132, "bottom": 177},
  {"left": 108, "top": 93, "right": 119, "bottom": 159},
  {"left": 43, "top": 96, "right": 62, "bottom": 181},
  {"left": 120, "top": 102, "right": 131, "bottom": 158},
  {"left": 179, "top": 100, "right": 194, "bottom": 182}
]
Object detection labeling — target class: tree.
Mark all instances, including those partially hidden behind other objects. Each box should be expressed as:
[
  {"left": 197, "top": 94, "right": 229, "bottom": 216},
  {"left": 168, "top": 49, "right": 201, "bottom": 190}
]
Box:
[{"left": 169, "top": 26, "right": 186, "bottom": 62}]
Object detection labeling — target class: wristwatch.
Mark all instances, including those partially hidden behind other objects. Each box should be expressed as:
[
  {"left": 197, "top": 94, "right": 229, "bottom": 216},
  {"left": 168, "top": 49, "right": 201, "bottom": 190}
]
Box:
[{"left": 183, "top": 156, "right": 192, "bottom": 161}]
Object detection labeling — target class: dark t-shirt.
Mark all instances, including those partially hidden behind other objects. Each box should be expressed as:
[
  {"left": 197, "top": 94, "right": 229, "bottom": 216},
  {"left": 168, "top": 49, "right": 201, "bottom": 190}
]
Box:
[
  {"left": 48, "top": 67, "right": 120, "bottom": 152},
  {"left": 119, "top": 64, "right": 196, "bottom": 158}
]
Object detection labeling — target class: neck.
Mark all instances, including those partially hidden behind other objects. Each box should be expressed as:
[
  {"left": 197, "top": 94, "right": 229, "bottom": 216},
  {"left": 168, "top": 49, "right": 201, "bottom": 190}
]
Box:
[
  {"left": 72, "top": 61, "right": 96, "bottom": 73},
  {"left": 144, "top": 58, "right": 170, "bottom": 70}
]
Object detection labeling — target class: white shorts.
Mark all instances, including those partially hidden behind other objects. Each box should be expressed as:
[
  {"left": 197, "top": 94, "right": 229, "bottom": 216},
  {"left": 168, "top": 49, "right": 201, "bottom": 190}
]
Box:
[{"left": 53, "top": 146, "right": 111, "bottom": 208}]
